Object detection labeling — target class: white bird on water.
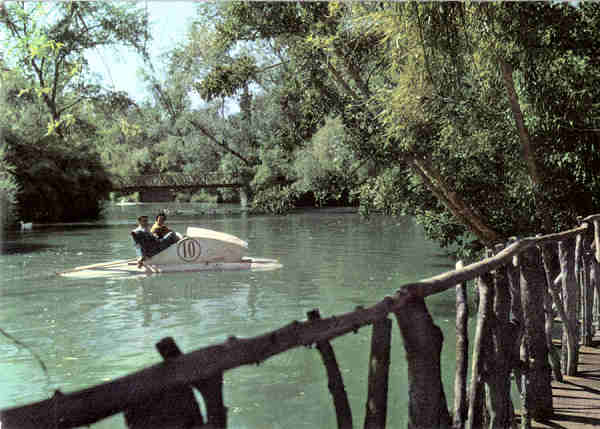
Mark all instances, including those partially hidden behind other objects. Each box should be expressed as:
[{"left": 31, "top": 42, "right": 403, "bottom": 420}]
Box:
[{"left": 20, "top": 221, "right": 33, "bottom": 231}]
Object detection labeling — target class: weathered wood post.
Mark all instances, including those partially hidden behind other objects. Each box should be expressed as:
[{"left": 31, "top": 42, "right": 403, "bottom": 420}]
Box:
[
  {"left": 558, "top": 238, "right": 579, "bottom": 375},
  {"left": 544, "top": 275, "right": 562, "bottom": 382},
  {"left": 364, "top": 317, "right": 392, "bottom": 429},
  {"left": 486, "top": 248, "right": 515, "bottom": 428},
  {"left": 592, "top": 218, "right": 600, "bottom": 334},
  {"left": 591, "top": 248, "right": 600, "bottom": 336},
  {"left": 519, "top": 246, "right": 553, "bottom": 420},
  {"left": 506, "top": 250, "right": 525, "bottom": 398},
  {"left": 394, "top": 291, "right": 451, "bottom": 429},
  {"left": 575, "top": 233, "right": 584, "bottom": 343},
  {"left": 124, "top": 337, "right": 204, "bottom": 429},
  {"left": 581, "top": 226, "right": 594, "bottom": 346},
  {"left": 197, "top": 372, "right": 227, "bottom": 428},
  {"left": 307, "top": 309, "right": 353, "bottom": 429},
  {"left": 467, "top": 273, "right": 493, "bottom": 429},
  {"left": 538, "top": 242, "right": 563, "bottom": 382},
  {"left": 453, "top": 261, "right": 469, "bottom": 429}
]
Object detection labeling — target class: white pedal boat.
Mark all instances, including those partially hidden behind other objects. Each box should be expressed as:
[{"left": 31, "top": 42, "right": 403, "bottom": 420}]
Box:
[{"left": 58, "top": 227, "right": 282, "bottom": 279}]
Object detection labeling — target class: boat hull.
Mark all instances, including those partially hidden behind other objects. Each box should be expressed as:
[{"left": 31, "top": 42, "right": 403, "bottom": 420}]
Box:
[
  {"left": 146, "top": 227, "right": 248, "bottom": 265},
  {"left": 58, "top": 257, "right": 282, "bottom": 279}
]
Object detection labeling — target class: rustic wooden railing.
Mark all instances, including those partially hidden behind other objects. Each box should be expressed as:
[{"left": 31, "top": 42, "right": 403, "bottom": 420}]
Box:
[{"left": 3, "top": 214, "right": 600, "bottom": 429}]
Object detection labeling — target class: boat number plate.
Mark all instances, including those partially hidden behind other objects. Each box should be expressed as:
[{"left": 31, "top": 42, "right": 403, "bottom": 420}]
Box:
[{"left": 177, "top": 238, "right": 202, "bottom": 262}]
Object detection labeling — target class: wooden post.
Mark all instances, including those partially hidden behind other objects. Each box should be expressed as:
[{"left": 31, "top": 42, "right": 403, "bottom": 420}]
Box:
[
  {"left": 467, "top": 273, "right": 493, "bottom": 429},
  {"left": 307, "top": 309, "right": 353, "bottom": 429},
  {"left": 394, "top": 294, "right": 451, "bottom": 429},
  {"left": 591, "top": 253, "right": 600, "bottom": 335},
  {"left": 538, "top": 243, "right": 563, "bottom": 382},
  {"left": 519, "top": 246, "right": 553, "bottom": 420},
  {"left": 486, "top": 252, "right": 515, "bottom": 428},
  {"left": 506, "top": 240, "right": 524, "bottom": 326},
  {"left": 594, "top": 219, "right": 600, "bottom": 264},
  {"left": 593, "top": 220, "right": 600, "bottom": 332},
  {"left": 364, "top": 317, "right": 392, "bottom": 429},
  {"left": 197, "top": 373, "right": 227, "bottom": 428},
  {"left": 543, "top": 275, "right": 563, "bottom": 382},
  {"left": 506, "top": 251, "right": 526, "bottom": 413},
  {"left": 581, "top": 230, "right": 594, "bottom": 346},
  {"left": 520, "top": 356, "right": 531, "bottom": 429},
  {"left": 575, "top": 233, "right": 584, "bottom": 343},
  {"left": 559, "top": 238, "right": 579, "bottom": 375},
  {"left": 124, "top": 337, "right": 204, "bottom": 429},
  {"left": 453, "top": 261, "right": 469, "bottom": 429}
]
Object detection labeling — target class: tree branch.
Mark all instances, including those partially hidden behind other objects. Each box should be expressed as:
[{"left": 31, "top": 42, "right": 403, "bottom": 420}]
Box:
[{"left": 187, "top": 118, "right": 251, "bottom": 165}]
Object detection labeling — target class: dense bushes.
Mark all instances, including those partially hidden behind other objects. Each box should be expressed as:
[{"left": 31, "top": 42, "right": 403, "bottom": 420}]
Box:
[{"left": 2, "top": 131, "right": 111, "bottom": 223}]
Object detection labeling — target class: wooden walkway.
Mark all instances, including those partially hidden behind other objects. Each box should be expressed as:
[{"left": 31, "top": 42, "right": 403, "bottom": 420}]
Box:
[{"left": 529, "top": 342, "right": 600, "bottom": 428}]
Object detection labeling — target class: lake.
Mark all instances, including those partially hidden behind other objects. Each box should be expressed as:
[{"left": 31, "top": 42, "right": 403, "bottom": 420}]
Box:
[{"left": 0, "top": 203, "right": 462, "bottom": 428}]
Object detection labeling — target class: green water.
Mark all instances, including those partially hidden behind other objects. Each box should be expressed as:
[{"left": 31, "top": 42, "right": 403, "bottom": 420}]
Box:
[{"left": 0, "top": 204, "right": 461, "bottom": 428}]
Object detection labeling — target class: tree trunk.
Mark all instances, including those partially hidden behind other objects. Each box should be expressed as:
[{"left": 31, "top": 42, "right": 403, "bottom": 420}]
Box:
[
  {"left": 499, "top": 59, "right": 551, "bottom": 234},
  {"left": 408, "top": 156, "right": 500, "bottom": 245}
]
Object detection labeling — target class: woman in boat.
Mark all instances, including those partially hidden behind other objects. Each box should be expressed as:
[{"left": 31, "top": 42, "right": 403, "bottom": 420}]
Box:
[
  {"left": 152, "top": 212, "right": 184, "bottom": 241},
  {"left": 151, "top": 212, "right": 171, "bottom": 238}
]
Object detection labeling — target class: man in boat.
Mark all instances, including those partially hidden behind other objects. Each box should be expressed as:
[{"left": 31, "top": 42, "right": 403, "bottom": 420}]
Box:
[{"left": 131, "top": 215, "right": 179, "bottom": 268}]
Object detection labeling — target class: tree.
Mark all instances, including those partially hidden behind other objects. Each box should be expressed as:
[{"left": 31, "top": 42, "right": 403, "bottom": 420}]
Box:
[
  {"left": 1, "top": 1, "right": 150, "bottom": 136},
  {"left": 0, "top": 1, "right": 151, "bottom": 223},
  {"left": 199, "top": 2, "right": 600, "bottom": 254}
]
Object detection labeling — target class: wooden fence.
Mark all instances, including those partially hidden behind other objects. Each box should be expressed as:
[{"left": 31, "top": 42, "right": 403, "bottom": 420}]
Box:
[{"left": 3, "top": 214, "right": 600, "bottom": 429}]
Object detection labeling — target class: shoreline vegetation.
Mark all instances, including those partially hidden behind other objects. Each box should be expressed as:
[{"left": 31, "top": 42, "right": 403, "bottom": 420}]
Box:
[{"left": 1, "top": 2, "right": 600, "bottom": 259}]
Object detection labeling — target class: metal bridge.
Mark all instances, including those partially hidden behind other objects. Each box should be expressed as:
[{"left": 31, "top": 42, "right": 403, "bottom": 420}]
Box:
[{"left": 111, "top": 173, "right": 243, "bottom": 193}]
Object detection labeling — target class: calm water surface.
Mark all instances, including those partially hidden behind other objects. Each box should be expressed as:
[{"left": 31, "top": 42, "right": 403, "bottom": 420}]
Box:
[{"left": 0, "top": 204, "right": 461, "bottom": 428}]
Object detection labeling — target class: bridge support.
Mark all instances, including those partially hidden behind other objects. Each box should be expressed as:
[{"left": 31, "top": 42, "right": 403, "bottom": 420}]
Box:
[
  {"left": 140, "top": 189, "right": 174, "bottom": 203},
  {"left": 239, "top": 188, "right": 248, "bottom": 209}
]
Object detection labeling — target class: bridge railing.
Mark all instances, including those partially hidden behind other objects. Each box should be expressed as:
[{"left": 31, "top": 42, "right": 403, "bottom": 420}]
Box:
[
  {"left": 3, "top": 214, "right": 600, "bottom": 428},
  {"left": 111, "top": 172, "right": 242, "bottom": 191}
]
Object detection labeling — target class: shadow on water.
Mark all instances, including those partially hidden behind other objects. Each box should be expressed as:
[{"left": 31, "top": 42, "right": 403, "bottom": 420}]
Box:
[
  {"left": 1, "top": 224, "right": 119, "bottom": 255},
  {"left": 0, "top": 240, "right": 59, "bottom": 255}
]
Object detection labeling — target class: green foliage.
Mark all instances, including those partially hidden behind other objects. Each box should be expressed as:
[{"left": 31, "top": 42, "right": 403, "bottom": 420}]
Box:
[
  {"left": 2, "top": 132, "right": 111, "bottom": 222},
  {"left": 174, "top": 190, "right": 218, "bottom": 203},
  {"left": 0, "top": 1, "right": 152, "bottom": 227},
  {"left": 197, "top": 55, "right": 259, "bottom": 101},
  {"left": 294, "top": 116, "right": 363, "bottom": 206},
  {"left": 192, "top": 190, "right": 219, "bottom": 203},
  {"left": 109, "top": 192, "right": 139, "bottom": 203},
  {"left": 0, "top": 135, "right": 19, "bottom": 228},
  {"left": 200, "top": 1, "right": 600, "bottom": 255},
  {"left": 1, "top": 1, "right": 151, "bottom": 136},
  {"left": 250, "top": 185, "right": 298, "bottom": 215}
]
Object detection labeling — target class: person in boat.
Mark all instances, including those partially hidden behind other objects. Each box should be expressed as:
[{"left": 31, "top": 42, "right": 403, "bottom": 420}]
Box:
[
  {"left": 131, "top": 215, "right": 179, "bottom": 268},
  {"left": 151, "top": 212, "right": 172, "bottom": 238},
  {"left": 151, "top": 212, "right": 184, "bottom": 241}
]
